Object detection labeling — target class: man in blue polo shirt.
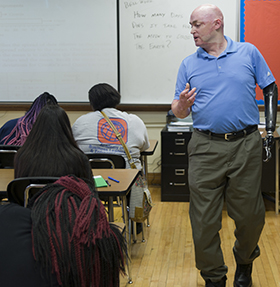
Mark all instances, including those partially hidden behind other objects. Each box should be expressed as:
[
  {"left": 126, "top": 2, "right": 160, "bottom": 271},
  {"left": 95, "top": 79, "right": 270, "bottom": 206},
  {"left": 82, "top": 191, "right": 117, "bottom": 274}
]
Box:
[{"left": 172, "top": 4, "right": 278, "bottom": 287}]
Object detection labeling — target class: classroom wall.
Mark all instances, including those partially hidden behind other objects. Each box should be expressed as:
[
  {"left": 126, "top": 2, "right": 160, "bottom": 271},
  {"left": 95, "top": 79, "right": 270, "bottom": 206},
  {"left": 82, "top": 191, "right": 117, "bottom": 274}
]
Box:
[{"left": 0, "top": 109, "right": 277, "bottom": 177}]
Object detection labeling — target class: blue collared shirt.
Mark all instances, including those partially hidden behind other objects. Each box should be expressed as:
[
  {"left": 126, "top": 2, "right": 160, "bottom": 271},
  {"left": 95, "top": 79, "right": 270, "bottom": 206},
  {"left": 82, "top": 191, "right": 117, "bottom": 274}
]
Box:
[{"left": 174, "top": 36, "right": 275, "bottom": 133}]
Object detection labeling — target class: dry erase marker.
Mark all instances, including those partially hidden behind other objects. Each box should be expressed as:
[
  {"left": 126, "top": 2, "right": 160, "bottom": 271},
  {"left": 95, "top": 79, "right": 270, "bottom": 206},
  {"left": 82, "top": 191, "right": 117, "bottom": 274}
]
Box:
[
  {"left": 108, "top": 176, "right": 119, "bottom": 183},
  {"left": 105, "top": 179, "right": 111, "bottom": 186}
]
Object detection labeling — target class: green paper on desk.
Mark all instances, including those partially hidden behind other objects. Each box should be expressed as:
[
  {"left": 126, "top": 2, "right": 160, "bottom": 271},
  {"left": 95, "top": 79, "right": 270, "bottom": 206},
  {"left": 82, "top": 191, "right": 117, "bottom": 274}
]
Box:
[{"left": 93, "top": 175, "right": 108, "bottom": 187}]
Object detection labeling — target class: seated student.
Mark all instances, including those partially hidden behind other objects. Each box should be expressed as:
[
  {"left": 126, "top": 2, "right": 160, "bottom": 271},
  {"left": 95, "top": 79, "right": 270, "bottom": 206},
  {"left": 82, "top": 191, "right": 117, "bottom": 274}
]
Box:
[
  {"left": 14, "top": 104, "right": 92, "bottom": 179},
  {"left": 72, "top": 83, "right": 151, "bottom": 234},
  {"left": 0, "top": 92, "right": 58, "bottom": 145},
  {"left": 0, "top": 175, "right": 126, "bottom": 287},
  {"left": 72, "top": 83, "right": 150, "bottom": 169},
  {"left": 0, "top": 105, "right": 126, "bottom": 286}
]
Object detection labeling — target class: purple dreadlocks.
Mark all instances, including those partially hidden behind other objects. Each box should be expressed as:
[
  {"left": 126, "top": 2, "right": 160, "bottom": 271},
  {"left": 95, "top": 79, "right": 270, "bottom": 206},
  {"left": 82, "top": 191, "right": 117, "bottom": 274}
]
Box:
[
  {"left": 2, "top": 92, "right": 57, "bottom": 145},
  {"left": 29, "top": 175, "right": 126, "bottom": 287}
]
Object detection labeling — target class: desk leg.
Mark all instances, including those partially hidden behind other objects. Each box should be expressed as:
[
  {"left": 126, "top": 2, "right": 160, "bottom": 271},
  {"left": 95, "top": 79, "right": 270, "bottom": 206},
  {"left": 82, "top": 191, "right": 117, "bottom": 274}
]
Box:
[
  {"left": 140, "top": 155, "right": 151, "bottom": 227},
  {"left": 108, "top": 197, "right": 114, "bottom": 222},
  {"left": 121, "top": 195, "right": 133, "bottom": 284},
  {"left": 142, "top": 155, "right": 148, "bottom": 179},
  {"left": 141, "top": 154, "right": 149, "bottom": 184},
  {"left": 276, "top": 140, "right": 279, "bottom": 215}
]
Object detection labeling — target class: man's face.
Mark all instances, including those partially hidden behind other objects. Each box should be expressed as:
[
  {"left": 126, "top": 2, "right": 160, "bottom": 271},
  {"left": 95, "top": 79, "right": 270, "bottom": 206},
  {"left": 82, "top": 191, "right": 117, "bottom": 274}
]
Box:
[{"left": 189, "top": 10, "right": 216, "bottom": 48}]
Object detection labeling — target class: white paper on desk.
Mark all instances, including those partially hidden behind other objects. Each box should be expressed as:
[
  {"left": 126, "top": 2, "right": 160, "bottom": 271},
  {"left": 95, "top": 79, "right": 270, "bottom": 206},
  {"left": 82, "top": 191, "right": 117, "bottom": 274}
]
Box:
[{"left": 169, "top": 121, "right": 193, "bottom": 126}]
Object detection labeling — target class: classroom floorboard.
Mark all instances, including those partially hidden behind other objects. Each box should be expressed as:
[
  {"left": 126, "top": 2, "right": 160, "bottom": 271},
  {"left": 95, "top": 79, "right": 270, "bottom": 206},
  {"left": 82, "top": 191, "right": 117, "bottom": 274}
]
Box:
[{"left": 114, "top": 184, "right": 280, "bottom": 287}]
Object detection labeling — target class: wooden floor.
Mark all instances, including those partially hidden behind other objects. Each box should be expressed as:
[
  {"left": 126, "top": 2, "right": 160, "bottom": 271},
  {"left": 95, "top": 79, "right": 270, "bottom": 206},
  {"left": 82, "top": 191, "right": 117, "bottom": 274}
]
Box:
[{"left": 114, "top": 185, "right": 280, "bottom": 287}]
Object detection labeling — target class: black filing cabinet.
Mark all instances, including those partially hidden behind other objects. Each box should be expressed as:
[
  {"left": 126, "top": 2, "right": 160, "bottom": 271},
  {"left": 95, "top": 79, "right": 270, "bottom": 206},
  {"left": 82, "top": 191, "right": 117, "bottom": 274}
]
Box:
[{"left": 161, "top": 127, "right": 192, "bottom": 201}]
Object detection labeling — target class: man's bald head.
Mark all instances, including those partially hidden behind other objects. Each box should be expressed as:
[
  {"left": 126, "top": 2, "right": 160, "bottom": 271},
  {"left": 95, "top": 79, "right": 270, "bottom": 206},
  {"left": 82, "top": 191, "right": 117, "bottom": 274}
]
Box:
[{"left": 191, "top": 4, "right": 224, "bottom": 30}]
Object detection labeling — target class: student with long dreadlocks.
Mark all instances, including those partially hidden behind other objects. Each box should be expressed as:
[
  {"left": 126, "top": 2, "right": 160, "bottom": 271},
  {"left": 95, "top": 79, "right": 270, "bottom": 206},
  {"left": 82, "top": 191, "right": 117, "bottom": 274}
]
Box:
[
  {"left": 0, "top": 104, "right": 126, "bottom": 286},
  {"left": 0, "top": 175, "right": 126, "bottom": 287},
  {"left": 14, "top": 104, "right": 92, "bottom": 179},
  {"left": 0, "top": 92, "right": 58, "bottom": 145}
]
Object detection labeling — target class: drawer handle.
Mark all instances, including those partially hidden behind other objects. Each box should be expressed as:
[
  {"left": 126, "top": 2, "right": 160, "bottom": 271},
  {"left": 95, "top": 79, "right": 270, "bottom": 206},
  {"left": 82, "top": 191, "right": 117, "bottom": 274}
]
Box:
[
  {"left": 175, "top": 139, "right": 185, "bottom": 145},
  {"left": 174, "top": 152, "right": 186, "bottom": 156},
  {"left": 175, "top": 169, "right": 185, "bottom": 175},
  {"left": 174, "top": 183, "right": 186, "bottom": 186}
]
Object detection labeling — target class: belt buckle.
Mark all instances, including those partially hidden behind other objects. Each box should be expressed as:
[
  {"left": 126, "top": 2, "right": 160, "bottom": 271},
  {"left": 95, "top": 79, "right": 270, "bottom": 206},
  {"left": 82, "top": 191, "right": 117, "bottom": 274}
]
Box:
[{"left": 224, "top": 133, "right": 233, "bottom": 141}]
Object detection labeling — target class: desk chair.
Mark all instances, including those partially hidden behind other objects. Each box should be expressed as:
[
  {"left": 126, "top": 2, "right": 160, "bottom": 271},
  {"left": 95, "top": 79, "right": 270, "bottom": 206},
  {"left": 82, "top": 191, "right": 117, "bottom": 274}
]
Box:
[
  {"left": 7, "top": 177, "right": 59, "bottom": 207},
  {"left": 0, "top": 145, "right": 21, "bottom": 168},
  {"left": 86, "top": 153, "right": 145, "bottom": 243},
  {"left": 0, "top": 145, "right": 21, "bottom": 202},
  {"left": 86, "top": 153, "right": 125, "bottom": 206},
  {"left": 85, "top": 153, "right": 126, "bottom": 169},
  {"left": 86, "top": 152, "right": 125, "bottom": 207}
]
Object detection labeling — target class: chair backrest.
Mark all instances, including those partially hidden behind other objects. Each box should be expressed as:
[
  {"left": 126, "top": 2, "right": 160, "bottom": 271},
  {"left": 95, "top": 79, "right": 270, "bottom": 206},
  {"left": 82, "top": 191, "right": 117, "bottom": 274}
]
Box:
[
  {"left": 7, "top": 177, "right": 59, "bottom": 207},
  {"left": 0, "top": 145, "right": 21, "bottom": 169},
  {"left": 85, "top": 153, "right": 126, "bottom": 169}
]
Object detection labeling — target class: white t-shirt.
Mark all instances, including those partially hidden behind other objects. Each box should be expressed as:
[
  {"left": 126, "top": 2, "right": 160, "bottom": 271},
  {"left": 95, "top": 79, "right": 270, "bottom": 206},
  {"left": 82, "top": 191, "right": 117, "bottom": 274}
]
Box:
[{"left": 72, "top": 108, "right": 150, "bottom": 169}]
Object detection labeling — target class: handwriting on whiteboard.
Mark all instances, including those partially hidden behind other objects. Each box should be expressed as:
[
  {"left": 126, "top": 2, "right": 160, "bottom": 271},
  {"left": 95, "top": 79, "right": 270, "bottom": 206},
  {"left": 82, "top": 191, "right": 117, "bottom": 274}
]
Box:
[{"left": 121, "top": 0, "right": 193, "bottom": 51}]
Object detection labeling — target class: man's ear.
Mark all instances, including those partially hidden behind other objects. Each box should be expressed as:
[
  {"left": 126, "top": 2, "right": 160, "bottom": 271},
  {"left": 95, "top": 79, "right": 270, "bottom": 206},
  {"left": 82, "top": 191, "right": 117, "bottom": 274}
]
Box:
[{"left": 214, "top": 18, "right": 222, "bottom": 30}]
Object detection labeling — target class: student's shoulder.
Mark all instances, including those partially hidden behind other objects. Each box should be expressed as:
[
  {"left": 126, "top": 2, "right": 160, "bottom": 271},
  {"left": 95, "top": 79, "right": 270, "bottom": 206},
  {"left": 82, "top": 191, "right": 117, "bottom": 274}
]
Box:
[
  {"left": 123, "top": 111, "right": 146, "bottom": 125},
  {"left": 0, "top": 118, "right": 19, "bottom": 130},
  {"left": 73, "top": 112, "right": 96, "bottom": 125},
  {"left": 0, "top": 203, "right": 30, "bottom": 222}
]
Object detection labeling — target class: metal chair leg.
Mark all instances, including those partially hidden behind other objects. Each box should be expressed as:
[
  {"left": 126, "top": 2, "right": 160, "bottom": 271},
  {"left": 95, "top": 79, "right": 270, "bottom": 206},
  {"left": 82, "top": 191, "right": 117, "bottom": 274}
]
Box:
[
  {"left": 132, "top": 221, "right": 146, "bottom": 243},
  {"left": 146, "top": 215, "right": 150, "bottom": 227},
  {"left": 122, "top": 200, "right": 133, "bottom": 284},
  {"left": 141, "top": 222, "right": 145, "bottom": 242},
  {"left": 132, "top": 221, "right": 137, "bottom": 243}
]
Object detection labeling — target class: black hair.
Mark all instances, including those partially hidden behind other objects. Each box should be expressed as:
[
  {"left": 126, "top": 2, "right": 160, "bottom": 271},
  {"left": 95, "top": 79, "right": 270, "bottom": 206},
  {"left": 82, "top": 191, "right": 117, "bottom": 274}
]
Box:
[
  {"left": 14, "top": 105, "right": 92, "bottom": 180},
  {"left": 88, "top": 83, "right": 121, "bottom": 111}
]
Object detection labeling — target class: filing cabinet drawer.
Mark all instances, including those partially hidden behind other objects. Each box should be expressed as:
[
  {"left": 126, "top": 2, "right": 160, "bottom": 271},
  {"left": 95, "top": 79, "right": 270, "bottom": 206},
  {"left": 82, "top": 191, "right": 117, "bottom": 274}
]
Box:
[
  {"left": 161, "top": 130, "right": 191, "bottom": 164},
  {"left": 161, "top": 165, "right": 190, "bottom": 202}
]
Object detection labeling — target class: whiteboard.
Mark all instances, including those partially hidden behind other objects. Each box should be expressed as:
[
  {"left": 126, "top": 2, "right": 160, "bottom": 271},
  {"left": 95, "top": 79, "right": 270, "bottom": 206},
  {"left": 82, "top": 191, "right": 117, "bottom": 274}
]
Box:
[
  {"left": 119, "top": 0, "right": 239, "bottom": 104},
  {"left": 0, "top": 0, "right": 117, "bottom": 102}
]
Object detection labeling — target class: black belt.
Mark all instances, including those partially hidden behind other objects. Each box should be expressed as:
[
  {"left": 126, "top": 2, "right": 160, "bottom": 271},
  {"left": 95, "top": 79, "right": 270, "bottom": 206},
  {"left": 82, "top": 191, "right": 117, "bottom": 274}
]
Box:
[{"left": 196, "top": 125, "right": 258, "bottom": 141}]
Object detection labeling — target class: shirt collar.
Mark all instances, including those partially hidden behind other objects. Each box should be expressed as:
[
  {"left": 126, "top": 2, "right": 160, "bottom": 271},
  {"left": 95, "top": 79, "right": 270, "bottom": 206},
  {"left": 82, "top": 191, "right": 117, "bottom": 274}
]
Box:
[{"left": 197, "top": 36, "right": 237, "bottom": 59}]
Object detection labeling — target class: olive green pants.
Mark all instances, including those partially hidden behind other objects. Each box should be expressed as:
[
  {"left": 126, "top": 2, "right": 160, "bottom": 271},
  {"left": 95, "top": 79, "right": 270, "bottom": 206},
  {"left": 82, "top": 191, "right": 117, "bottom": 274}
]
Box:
[{"left": 188, "top": 129, "right": 265, "bottom": 282}]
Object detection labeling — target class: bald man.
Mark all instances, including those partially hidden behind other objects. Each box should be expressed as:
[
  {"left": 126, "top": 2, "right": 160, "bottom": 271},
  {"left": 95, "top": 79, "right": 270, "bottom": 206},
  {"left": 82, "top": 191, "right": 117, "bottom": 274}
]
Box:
[{"left": 172, "top": 4, "right": 277, "bottom": 287}]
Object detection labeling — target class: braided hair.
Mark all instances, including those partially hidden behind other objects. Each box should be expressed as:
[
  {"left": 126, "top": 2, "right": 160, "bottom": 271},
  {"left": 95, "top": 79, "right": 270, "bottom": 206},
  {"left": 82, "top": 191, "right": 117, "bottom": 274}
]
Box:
[
  {"left": 28, "top": 175, "right": 126, "bottom": 287},
  {"left": 2, "top": 92, "right": 57, "bottom": 145}
]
